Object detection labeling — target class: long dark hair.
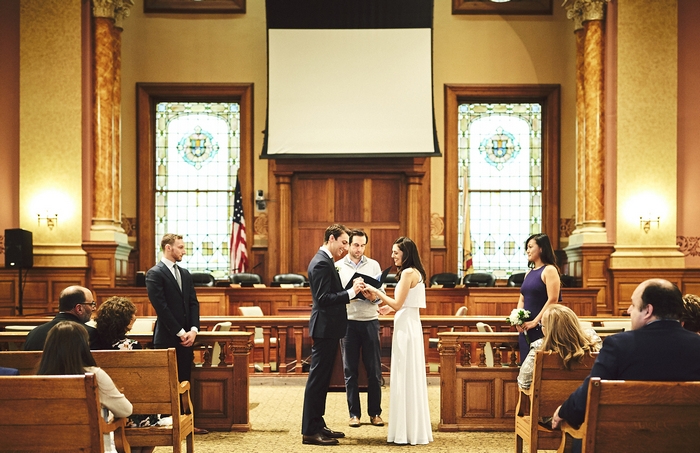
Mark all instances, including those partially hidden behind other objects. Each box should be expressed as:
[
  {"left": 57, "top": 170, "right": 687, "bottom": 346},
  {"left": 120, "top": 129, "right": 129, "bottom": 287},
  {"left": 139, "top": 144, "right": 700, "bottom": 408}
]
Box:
[
  {"left": 95, "top": 296, "right": 137, "bottom": 346},
  {"left": 394, "top": 237, "right": 427, "bottom": 282},
  {"left": 525, "top": 233, "right": 560, "bottom": 273},
  {"left": 38, "top": 321, "right": 96, "bottom": 375}
]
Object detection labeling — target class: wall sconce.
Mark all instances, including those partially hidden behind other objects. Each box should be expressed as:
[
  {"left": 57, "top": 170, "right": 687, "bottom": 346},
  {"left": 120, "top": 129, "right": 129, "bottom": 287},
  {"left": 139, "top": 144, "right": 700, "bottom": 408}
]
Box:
[
  {"left": 640, "top": 216, "right": 660, "bottom": 234},
  {"left": 37, "top": 212, "right": 58, "bottom": 230}
]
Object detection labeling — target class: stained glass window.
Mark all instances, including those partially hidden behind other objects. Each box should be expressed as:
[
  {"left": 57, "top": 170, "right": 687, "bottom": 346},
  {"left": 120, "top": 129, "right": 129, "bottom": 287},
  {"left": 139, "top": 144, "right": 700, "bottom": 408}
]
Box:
[
  {"left": 155, "top": 102, "right": 241, "bottom": 274},
  {"left": 458, "top": 103, "right": 542, "bottom": 276}
]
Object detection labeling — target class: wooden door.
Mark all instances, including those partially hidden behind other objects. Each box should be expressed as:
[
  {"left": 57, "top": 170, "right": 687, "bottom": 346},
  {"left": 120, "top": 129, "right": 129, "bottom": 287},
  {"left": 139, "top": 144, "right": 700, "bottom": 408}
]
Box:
[{"left": 292, "top": 174, "right": 405, "bottom": 274}]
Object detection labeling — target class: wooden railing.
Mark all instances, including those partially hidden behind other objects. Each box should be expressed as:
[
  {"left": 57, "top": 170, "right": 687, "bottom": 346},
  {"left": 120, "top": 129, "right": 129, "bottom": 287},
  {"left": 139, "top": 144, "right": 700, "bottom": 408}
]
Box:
[
  {"left": 0, "top": 315, "right": 626, "bottom": 377},
  {"left": 0, "top": 331, "right": 253, "bottom": 432}
]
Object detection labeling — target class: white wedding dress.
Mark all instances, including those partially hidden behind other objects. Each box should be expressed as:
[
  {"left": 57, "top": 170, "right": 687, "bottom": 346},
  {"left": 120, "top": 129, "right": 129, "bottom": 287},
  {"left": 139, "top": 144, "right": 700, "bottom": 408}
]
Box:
[{"left": 387, "top": 276, "right": 433, "bottom": 445}]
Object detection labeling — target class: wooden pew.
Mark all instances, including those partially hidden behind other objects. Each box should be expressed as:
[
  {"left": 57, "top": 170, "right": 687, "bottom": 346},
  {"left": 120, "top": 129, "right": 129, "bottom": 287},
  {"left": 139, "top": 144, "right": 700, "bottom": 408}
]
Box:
[
  {"left": 0, "top": 374, "right": 131, "bottom": 453},
  {"left": 0, "top": 349, "right": 194, "bottom": 453},
  {"left": 515, "top": 350, "right": 597, "bottom": 453},
  {"left": 558, "top": 378, "right": 700, "bottom": 453}
]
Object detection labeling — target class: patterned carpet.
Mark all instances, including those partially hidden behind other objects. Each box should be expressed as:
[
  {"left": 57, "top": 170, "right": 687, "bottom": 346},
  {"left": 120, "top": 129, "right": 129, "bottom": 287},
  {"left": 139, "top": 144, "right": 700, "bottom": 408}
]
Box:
[{"left": 154, "top": 376, "right": 547, "bottom": 453}]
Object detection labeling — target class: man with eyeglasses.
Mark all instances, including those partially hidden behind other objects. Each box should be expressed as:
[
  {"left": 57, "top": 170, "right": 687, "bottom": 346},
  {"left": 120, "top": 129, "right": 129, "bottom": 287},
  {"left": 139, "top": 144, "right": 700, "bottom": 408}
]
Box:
[{"left": 24, "top": 285, "right": 99, "bottom": 350}]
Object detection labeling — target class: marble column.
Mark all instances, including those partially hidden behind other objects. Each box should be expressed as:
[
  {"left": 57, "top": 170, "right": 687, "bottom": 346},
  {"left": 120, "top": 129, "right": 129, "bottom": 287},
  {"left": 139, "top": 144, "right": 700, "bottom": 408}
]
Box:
[
  {"left": 85, "top": 0, "right": 133, "bottom": 287},
  {"left": 566, "top": 0, "right": 609, "bottom": 243},
  {"left": 564, "top": 0, "right": 614, "bottom": 314}
]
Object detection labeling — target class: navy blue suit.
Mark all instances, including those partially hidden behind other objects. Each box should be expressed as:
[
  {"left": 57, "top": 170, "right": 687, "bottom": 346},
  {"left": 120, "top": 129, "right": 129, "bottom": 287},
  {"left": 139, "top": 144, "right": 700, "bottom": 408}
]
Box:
[
  {"left": 559, "top": 320, "right": 700, "bottom": 426},
  {"left": 146, "top": 261, "right": 200, "bottom": 383},
  {"left": 301, "top": 249, "right": 351, "bottom": 435}
]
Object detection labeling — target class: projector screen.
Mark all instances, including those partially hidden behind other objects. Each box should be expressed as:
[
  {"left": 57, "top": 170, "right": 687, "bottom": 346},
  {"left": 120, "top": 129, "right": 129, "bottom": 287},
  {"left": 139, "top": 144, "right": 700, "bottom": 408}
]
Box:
[{"left": 263, "top": 0, "right": 440, "bottom": 159}]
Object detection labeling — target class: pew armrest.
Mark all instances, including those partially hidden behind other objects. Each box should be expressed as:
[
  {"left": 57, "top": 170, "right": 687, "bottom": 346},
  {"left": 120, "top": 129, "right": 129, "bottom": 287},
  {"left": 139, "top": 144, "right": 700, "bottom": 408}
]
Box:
[{"left": 557, "top": 420, "right": 584, "bottom": 453}]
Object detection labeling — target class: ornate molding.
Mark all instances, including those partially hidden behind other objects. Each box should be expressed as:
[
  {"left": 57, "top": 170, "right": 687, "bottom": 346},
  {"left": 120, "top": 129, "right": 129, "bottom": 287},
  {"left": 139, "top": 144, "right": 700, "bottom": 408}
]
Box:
[
  {"left": 677, "top": 236, "right": 700, "bottom": 257},
  {"left": 563, "top": 0, "right": 584, "bottom": 31},
  {"left": 0, "top": 234, "right": 4, "bottom": 255},
  {"left": 430, "top": 213, "right": 444, "bottom": 240},
  {"left": 92, "top": 0, "right": 116, "bottom": 19},
  {"left": 580, "top": 0, "right": 609, "bottom": 22},
  {"left": 114, "top": 0, "right": 134, "bottom": 29},
  {"left": 254, "top": 213, "right": 268, "bottom": 239},
  {"left": 120, "top": 214, "right": 137, "bottom": 237},
  {"left": 559, "top": 217, "right": 576, "bottom": 238}
]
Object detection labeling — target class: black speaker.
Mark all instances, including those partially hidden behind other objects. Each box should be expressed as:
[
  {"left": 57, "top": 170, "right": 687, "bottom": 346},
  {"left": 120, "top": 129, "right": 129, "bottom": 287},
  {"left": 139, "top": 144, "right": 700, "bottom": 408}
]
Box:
[{"left": 4, "top": 228, "right": 33, "bottom": 269}]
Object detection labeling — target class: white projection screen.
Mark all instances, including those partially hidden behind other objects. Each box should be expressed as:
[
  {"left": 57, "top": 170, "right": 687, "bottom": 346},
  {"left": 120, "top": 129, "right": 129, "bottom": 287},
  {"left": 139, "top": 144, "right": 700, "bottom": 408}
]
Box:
[{"left": 263, "top": 0, "right": 440, "bottom": 159}]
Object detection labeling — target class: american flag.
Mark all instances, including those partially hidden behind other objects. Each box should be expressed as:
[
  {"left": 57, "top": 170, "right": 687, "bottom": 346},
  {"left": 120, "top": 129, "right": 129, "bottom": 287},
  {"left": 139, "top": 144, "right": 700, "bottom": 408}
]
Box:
[{"left": 230, "top": 179, "right": 248, "bottom": 274}]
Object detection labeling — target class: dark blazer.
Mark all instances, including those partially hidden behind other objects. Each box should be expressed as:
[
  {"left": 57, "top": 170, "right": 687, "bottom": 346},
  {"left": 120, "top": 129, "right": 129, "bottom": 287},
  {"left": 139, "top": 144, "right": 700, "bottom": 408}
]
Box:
[
  {"left": 23, "top": 312, "right": 99, "bottom": 351},
  {"left": 308, "top": 249, "right": 350, "bottom": 339},
  {"left": 145, "top": 261, "right": 200, "bottom": 348},
  {"left": 559, "top": 320, "right": 700, "bottom": 426}
]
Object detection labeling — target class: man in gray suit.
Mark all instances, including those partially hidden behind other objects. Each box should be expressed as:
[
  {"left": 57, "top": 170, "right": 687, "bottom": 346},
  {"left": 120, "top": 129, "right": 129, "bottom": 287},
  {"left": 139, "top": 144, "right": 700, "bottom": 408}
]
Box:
[{"left": 145, "top": 234, "right": 200, "bottom": 383}]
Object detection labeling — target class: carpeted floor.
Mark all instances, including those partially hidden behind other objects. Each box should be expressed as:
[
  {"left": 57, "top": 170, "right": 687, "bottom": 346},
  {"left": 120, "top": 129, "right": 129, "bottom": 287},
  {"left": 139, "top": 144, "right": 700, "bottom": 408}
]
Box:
[{"left": 154, "top": 376, "right": 549, "bottom": 452}]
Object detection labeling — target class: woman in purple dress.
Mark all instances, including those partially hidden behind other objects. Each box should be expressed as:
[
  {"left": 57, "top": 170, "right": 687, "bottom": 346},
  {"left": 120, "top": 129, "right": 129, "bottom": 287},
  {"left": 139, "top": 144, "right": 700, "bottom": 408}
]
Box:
[{"left": 515, "top": 233, "right": 561, "bottom": 363}]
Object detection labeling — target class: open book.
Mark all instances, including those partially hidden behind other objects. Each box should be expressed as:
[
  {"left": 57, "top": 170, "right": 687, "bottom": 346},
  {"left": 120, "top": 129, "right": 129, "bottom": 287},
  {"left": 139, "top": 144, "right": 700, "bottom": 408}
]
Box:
[{"left": 343, "top": 266, "right": 392, "bottom": 301}]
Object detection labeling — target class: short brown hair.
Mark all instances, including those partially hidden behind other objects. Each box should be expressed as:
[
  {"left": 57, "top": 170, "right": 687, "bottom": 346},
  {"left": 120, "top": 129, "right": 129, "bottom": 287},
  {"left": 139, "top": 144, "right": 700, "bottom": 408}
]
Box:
[
  {"left": 324, "top": 224, "right": 350, "bottom": 243},
  {"left": 160, "top": 233, "right": 183, "bottom": 251}
]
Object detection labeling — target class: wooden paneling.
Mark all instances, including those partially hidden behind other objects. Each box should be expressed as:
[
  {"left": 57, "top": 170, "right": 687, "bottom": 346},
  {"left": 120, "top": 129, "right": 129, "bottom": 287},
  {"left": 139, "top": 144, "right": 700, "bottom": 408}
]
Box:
[
  {"left": 270, "top": 157, "right": 429, "bottom": 278},
  {"left": 371, "top": 178, "right": 401, "bottom": 223},
  {"left": 0, "top": 268, "right": 87, "bottom": 315},
  {"left": 610, "top": 269, "right": 685, "bottom": 316},
  {"left": 290, "top": 173, "right": 408, "bottom": 275},
  {"left": 334, "top": 178, "right": 364, "bottom": 223}
]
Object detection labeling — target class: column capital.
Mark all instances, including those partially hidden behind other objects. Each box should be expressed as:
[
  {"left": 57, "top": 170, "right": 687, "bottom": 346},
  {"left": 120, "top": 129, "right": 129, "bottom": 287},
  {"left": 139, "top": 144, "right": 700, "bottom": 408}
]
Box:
[
  {"left": 580, "top": 0, "right": 609, "bottom": 22},
  {"left": 114, "top": 0, "right": 134, "bottom": 29},
  {"left": 92, "top": 0, "right": 116, "bottom": 19},
  {"left": 563, "top": 0, "right": 584, "bottom": 31}
]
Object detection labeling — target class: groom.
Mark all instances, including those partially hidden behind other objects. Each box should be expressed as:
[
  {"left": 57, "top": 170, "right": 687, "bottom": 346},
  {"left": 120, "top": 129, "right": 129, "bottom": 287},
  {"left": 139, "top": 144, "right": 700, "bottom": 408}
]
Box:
[{"left": 301, "top": 224, "right": 364, "bottom": 446}]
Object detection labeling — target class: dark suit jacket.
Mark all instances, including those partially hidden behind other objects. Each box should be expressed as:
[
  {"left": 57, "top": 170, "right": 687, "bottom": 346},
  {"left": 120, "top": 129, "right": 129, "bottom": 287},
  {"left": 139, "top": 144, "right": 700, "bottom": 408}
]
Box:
[
  {"left": 308, "top": 249, "right": 350, "bottom": 339},
  {"left": 145, "top": 261, "right": 200, "bottom": 348},
  {"left": 559, "top": 320, "right": 700, "bottom": 426},
  {"left": 23, "top": 312, "right": 99, "bottom": 351}
]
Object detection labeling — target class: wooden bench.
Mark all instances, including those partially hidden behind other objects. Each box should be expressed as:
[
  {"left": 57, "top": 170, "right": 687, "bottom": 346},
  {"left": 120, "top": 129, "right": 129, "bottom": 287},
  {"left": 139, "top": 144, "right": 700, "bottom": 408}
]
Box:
[
  {"left": 515, "top": 350, "right": 596, "bottom": 453},
  {"left": 558, "top": 378, "right": 700, "bottom": 453},
  {"left": 0, "top": 374, "right": 131, "bottom": 452},
  {"left": 0, "top": 348, "right": 194, "bottom": 453}
]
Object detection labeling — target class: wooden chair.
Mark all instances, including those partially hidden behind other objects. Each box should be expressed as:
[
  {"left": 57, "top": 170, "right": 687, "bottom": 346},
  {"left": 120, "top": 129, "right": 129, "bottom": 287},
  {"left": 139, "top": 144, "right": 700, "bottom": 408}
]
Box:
[
  {"left": 515, "top": 350, "right": 597, "bottom": 453},
  {"left": 557, "top": 378, "right": 700, "bottom": 453},
  {"left": 238, "top": 306, "right": 278, "bottom": 372},
  {"left": 209, "top": 321, "right": 232, "bottom": 366},
  {"left": 0, "top": 374, "right": 131, "bottom": 452}
]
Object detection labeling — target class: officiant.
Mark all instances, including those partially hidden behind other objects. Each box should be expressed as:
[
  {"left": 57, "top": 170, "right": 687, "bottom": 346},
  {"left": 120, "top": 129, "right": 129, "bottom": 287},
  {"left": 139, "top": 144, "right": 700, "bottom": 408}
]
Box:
[{"left": 336, "top": 229, "right": 386, "bottom": 428}]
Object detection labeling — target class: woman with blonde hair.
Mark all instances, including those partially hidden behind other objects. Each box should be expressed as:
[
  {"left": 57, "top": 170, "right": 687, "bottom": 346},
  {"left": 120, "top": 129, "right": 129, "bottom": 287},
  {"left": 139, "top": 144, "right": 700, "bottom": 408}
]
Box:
[{"left": 517, "top": 304, "right": 601, "bottom": 390}]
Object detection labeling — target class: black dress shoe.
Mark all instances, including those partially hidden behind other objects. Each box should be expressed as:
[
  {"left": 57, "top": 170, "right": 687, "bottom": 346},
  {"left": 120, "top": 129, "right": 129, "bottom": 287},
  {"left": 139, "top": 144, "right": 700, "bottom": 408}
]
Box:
[
  {"left": 302, "top": 432, "right": 339, "bottom": 445},
  {"left": 321, "top": 427, "right": 345, "bottom": 438}
]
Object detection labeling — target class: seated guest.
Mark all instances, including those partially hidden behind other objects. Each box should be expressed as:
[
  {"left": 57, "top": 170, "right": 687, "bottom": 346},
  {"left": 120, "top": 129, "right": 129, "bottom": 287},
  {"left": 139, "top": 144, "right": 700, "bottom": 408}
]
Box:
[
  {"left": 92, "top": 296, "right": 140, "bottom": 351},
  {"left": 552, "top": 279, "right": 700, "bottom": 431},
  {"left": 93, "top": 296, "right": 162, "bottom": 446},
  {"left": 24, "top": 285, "right": 99, "bottom": 350},
  {"left": 38, "top": 321, "right": 132, "bottom": 453},
  {"left": 517, "top": 304, "right": 601, "bottom": 390},
  {"left": 681, "top": 293, "right": 700, "bottom": 333}
]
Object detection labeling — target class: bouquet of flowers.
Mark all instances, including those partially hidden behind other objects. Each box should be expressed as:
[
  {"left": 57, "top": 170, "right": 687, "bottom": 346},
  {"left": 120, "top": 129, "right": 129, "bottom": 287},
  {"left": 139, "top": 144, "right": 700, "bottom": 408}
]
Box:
[{"left": 506, "top": 308, "right": 532, "bottom": 344}]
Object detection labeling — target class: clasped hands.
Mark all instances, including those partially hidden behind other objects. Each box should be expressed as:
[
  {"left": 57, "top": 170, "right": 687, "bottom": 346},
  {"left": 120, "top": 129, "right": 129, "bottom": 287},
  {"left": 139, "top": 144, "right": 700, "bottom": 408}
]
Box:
[{"left": 352, "top": 278, "right": 393, "bottom": 315}]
